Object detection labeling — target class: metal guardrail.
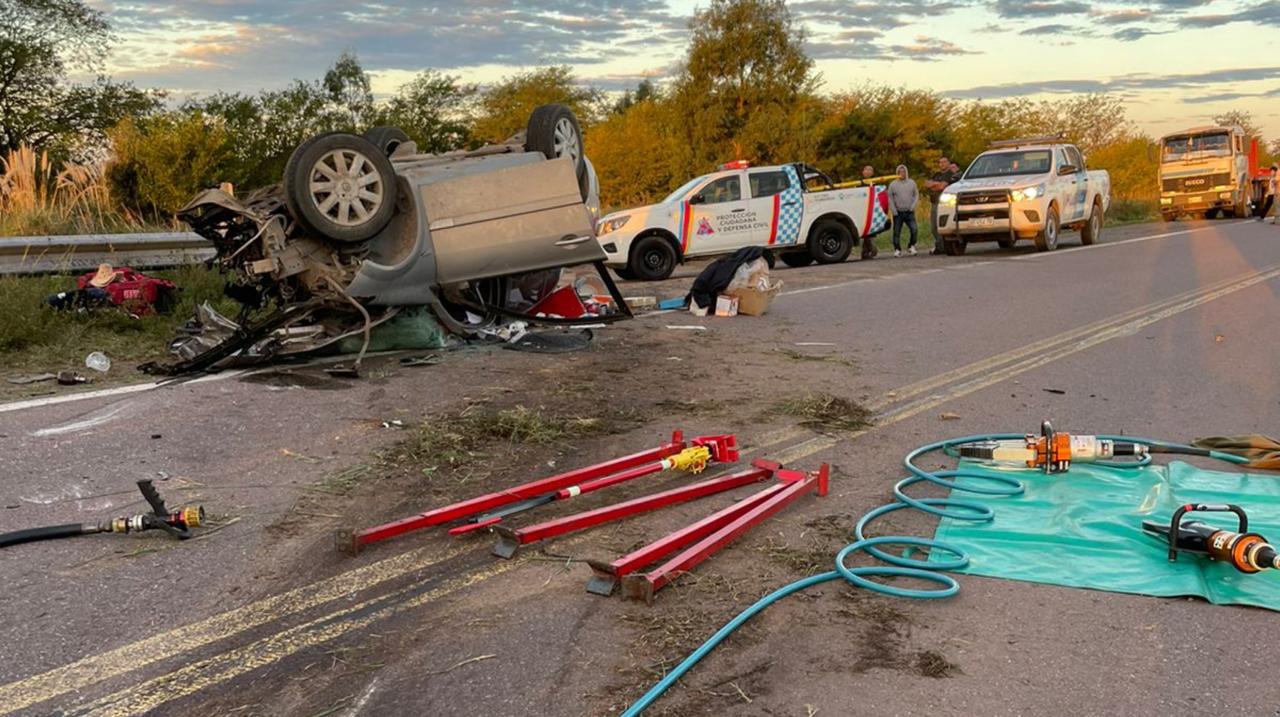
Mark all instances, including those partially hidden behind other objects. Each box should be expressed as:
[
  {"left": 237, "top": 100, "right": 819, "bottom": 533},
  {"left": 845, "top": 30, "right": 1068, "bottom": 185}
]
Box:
[{"left": 0, "top": 232, "right": 215, "bottom": 275}]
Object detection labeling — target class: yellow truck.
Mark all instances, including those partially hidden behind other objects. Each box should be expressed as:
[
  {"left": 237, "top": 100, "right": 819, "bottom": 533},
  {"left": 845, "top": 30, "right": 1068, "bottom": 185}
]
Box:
[{"left": 1158, "top": 125, "right": 1252, "bottom": 221}]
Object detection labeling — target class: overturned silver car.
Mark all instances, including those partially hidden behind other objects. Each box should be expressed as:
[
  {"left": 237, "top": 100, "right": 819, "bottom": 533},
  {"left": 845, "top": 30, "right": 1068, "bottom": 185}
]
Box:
[{"left": 145, "top": 104, "right": 628, "bottom": 374}]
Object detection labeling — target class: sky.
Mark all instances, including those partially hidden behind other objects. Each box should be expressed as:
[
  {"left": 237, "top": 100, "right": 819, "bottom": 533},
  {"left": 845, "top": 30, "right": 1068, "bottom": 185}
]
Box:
[{"left": 88, "top": 0, "right": 1280, "bottom": 140}]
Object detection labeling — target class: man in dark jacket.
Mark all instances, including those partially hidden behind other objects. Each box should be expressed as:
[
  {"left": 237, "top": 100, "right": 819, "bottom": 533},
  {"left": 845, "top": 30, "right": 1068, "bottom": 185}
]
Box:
[{"left": 926, "top": 157, "right": 960, "bottom": 254}]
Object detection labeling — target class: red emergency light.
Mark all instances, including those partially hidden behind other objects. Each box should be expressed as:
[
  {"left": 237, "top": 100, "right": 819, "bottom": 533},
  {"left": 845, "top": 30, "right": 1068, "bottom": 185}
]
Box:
[{"left": 718, "top": 160, "right": 751, "bottom": 170}]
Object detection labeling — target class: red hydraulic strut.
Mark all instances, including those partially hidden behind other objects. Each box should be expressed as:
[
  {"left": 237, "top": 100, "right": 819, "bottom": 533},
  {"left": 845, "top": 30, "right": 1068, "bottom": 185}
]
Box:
[
  {"left": 491, "top": 464, "right": 772, "bottom": 558},
  {"left": 621, "top": 462, "right": 829, "bottom": 604},
  {"left": 347, "top": 430, "right": 687, "bottom": 552},
  {"left": 586, "top": 469, "right": 788, "bottom": 595}
]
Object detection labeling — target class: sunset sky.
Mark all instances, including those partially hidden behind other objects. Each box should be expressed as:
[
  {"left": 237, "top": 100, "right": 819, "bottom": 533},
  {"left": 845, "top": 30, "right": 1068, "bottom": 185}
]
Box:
[{"left": 89, "top": 0, "right": 1279, "bottom": 139}]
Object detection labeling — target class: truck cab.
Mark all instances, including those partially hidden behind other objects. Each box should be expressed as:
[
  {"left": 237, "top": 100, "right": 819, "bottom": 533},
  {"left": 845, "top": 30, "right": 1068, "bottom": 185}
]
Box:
[{"left": 1158, "top": 125, "right": 1250, "bottom": 220}]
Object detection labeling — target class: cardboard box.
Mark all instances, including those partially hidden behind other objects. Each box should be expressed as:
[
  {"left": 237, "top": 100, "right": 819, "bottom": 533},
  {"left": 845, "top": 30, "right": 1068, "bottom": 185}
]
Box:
[
  {"left": 728, "top": 281, "right": 782, "bottom": 316},
  {"left": 715, "top": 294, "right": 739, "bottom": 317}
]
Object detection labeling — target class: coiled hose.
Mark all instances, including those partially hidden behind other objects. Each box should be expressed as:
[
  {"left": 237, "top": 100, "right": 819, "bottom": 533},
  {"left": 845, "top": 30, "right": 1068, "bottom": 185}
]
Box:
[{"left": 621, "top": 433, "right": 1248, "bottom": 716}]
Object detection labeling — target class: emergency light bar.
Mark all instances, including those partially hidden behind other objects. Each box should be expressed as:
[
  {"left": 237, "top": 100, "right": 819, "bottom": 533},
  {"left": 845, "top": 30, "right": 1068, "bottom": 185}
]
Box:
[{"left": 718, "top": 160, "right": 751, "bottom": 170}]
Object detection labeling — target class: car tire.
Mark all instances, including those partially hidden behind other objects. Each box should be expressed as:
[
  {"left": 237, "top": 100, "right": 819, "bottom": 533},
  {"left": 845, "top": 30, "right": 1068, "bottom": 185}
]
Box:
[
  {"left": 780, "top": 251, "right": 815, "bottom": 268},
  {"left": 997, "top": 238, "right": 1016, "bottom": 249},
  {"left": 613, "top": 267, "right": 637, "bottom": 281},
  {"left": 807, "top": 219, "right": 854, "bottom": 264},
  {"left": 943, "top": 238, "right": 967, "bottom": 256},
  {"left": 628, "top": 236, "right": 677, "bottom": 281},
  {"left": 284, "top": 133, "right": 397, "bottom": 243},
  {"left": 1034, "top": 205, "right": 1060, "bottom": 252},
  {"left": 363, "top": 126, "right": 411, "bottom": 156},
  {"left": 1081, "top": 201, "right": 1103, "bottom": 245},
  {"left": 526, "top": 104, "right": 585, "bottom": 181}
]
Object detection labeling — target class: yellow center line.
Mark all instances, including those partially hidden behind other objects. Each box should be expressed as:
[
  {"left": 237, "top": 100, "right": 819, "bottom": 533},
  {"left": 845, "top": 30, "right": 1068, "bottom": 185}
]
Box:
[{"left": 7, "top": 263, "right": 1277, "bottom": 716}]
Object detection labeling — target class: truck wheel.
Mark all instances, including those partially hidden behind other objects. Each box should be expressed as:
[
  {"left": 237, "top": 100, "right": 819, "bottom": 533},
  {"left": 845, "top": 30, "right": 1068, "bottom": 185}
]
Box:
[
  {"left": 526, "top": 104, "right": 586, "bottom": 192},
  {"left": 1160, "top": 211, "right": 1175, "bottom": 222},
  {"left": 628, "top": 236, "right": 677, "bottom": 281},
  {"left": 363, "top": 126, "right": 411, "bottom": 156},
  {"left": 997, "top": 238, "right": 1016, "bottom": 249},
  {"left": 612, "top": 267, "right": 637, "bottom": 281},
  {"left": 779, "top": 252, "right": 815, "bottom": 268},
  {"left": 807, "top": 219, "right": 854, "bottom": 264},
  {"left": 1034, "top": 205, "right": 1060, "bottom": 252},
  {"left": 1081, "top": 201, "right": 1103, "bottom": 245},
  {"left": 943, "top": 238, "right": 967, "bottom": 256},
  {"left": 284, "top": 133, "right": 397, "bottom": 243},
  {"left": 1204, "top": 209, "right": 1220, "bottom": 220}
]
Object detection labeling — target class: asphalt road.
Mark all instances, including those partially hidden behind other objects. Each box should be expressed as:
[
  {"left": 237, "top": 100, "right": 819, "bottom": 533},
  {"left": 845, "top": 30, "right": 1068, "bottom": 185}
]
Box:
[{"left": 1, "top": 218, "right": 1278, "bottom": 717}]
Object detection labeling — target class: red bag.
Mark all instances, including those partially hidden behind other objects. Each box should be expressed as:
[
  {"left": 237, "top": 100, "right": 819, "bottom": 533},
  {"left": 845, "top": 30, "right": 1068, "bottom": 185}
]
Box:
[{"left": 75, "top": 267, "right": 178, "bottom": 315}]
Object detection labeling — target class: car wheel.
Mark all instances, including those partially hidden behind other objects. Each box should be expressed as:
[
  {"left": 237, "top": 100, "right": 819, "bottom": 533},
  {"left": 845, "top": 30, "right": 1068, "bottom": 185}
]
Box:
[
  {"left": 1034, "top": 205, "right": 1060, "bottom": 252},
  {"left": 363, "top": 126, "right": 411, "bottom": 156},
  {"left": 526, "top": 104, "right": 586, "bottom": 187},
  {"left": 807, "top": 219, "right": 854, "bottom": 264},
  {"left": 613, "top": 267, "right": 637, "bottom": 281},
  {"left": 284, "top": 133, "right": 397, "bottom": 243},
  {"left": 944, "top": 238, "right": 967, "bottom": 256},
  {"left": 629, "top": 236, "right": 677, "bottom": 281},
  {"left": 1081, "top": 201, "right": 1103, "bottom": 245},
  {"left": 779, "top": 251, "right": 815, "bottom": 268},
  {"left": 996, "top": 238, "right": 1016, "bottom": 249}
]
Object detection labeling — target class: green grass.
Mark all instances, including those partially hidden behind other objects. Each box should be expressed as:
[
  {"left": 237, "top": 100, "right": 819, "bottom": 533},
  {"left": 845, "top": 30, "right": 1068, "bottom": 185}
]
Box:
[
  {"left": 0, "top": 265, "right": 238, "bottom": 375},
  {"left": 1108, "top": 199, "right": 1160, "bottom": 225}
]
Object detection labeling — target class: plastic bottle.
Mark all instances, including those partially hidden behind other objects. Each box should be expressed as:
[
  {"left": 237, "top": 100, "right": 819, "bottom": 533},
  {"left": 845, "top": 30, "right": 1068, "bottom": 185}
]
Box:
[{"left": 85, "top": 352, "right": 111, "bottom": 372}]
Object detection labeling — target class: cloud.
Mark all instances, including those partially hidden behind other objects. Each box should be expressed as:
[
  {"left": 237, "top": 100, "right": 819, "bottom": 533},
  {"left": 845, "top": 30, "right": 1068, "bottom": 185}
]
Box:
[
  {"left": 1090, "top": 8, "right": 1152, "bottom": 23},
  {"left": 791, "top": 0, "right": 969, "bottom": 30},
  {"left": 1019, "top": 23, "right": 1083, "bottom": 36},
  {"left": 947, "top": 66, "right": 1280, "bottom": 99},
  {"left": 1112, "top": 27, "right": 1168, "bottom": 41},
  {"left": 991, "top": 0, "right": 1090, "bottom": 18},
  {"left": 1179, "top": 0, "right": 1280, "bottom": 27},
  {"left": 1183, "top": 87, "right": 1280, "bottom": 104}
]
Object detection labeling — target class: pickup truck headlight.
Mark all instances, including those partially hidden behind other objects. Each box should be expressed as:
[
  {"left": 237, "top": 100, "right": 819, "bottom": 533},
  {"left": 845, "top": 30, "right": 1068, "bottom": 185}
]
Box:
[
  {"left": 597, "top": 215, "right": 630, "bottom": 235},
  {"left": 939, "top": 192, "right": 957, "bottom": 206},
  {"left": 1011, "top": 185, "right": 1045, "bottom": 202}
]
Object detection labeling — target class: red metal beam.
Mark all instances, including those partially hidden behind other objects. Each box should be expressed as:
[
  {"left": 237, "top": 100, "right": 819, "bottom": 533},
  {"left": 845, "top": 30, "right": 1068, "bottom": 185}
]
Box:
[
  {"left": 348, "top": 431, "right": 686, "bottom": 552},
  {"left": 491, "top": 466, "right": 773, "bottom": 558},
  {"left": 623, "top": 464, "right": 829, "bottom": 604},
  {"left": 586, "top": 482, "right": 787, "bottom": 596}
]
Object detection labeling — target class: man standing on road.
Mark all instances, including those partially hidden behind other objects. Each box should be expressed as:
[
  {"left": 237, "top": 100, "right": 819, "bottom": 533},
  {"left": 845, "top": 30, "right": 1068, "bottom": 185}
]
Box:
[
  {"left": 888, "top": 165, "right": 919, "bottom": 257},
  {"left": 926, "top": 157, "right": 957, "bottom": 254},
  {"left": 1258, "top": 165, "right": 1278, "bottom": 223},
  {"left": 859, "top": 166, "right": 881, "bottom": 259}
]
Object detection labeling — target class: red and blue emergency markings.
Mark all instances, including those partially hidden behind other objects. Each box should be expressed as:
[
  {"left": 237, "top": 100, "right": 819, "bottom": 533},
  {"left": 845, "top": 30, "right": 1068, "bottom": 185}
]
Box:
[
  {"left": 771, "top": 165, "right": 805, "bottom": 246},
  {"left": 865, "top": 185, "right": 891, "bottom": 236}
]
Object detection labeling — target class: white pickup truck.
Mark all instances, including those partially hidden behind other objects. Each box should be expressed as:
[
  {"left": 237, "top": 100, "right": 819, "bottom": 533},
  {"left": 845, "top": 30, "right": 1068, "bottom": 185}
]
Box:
[
  {"left": 595, "top": 161, "right": 890, "bottom": 280},
  {"left": 936, "top": 138, "right": 1111, "bottom": 254}
]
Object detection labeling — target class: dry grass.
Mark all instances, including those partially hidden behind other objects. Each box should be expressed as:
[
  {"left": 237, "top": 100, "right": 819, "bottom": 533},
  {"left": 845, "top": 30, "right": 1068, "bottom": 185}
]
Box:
[
  {"left": 776, "top": 393, "right": 873, "bottom": 432},
  {"left": 0, "top": 146, "right": 164, "bottom": 237}
]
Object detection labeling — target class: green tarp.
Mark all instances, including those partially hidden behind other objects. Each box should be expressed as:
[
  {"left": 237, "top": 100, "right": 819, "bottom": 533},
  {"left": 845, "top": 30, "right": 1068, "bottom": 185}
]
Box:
[{"left": 932, "top": 460, "right": 1280, "bottom": 610}]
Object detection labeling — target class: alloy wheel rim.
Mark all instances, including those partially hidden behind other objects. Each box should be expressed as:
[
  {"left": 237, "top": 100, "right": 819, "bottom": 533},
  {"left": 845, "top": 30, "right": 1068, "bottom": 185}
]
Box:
[
  {"left": 553, "top": 118, "right": 581, "bottom": 165},
  {"left": 309, "top": 149, "right": 384, "bottom": 227}
]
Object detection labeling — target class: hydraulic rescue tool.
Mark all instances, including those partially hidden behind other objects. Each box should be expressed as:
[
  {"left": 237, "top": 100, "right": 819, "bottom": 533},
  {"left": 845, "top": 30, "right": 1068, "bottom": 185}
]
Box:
[
  {"left": 958, "top": 421, "right": 1148, "bottom": 473},
  {"left": 0, "top": 480, "right": 204, "bottom": 549},
  {"left": 1143, "top": 503, "right": 1280, "bottom": 573}
]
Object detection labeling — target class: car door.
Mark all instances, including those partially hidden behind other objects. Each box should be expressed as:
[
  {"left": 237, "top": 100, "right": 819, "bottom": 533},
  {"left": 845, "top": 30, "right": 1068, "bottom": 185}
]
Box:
[
  {"left": 1063, "top": 146, "right": 1089, "bottom": 222},
  {"left": 683, "top": 172, "right": 752, "bottom": 255},
  {"left": 748, "top": 168, "right": 804, "bottom": 247}
]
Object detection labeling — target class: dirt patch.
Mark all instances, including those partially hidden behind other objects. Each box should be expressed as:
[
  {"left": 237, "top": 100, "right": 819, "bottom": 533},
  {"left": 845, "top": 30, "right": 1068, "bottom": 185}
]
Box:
[
  {"left": 775, "top": 393, "right": 873, "bottom": 432},
  {"left": 831, "top": 589, "right": 960, "bottom": 679}
]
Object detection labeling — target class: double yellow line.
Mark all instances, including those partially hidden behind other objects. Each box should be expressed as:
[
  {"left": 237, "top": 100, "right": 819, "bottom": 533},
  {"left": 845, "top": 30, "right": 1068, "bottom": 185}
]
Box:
[{"left": 5, "top": 263, "right": 1277, "bottom": 717}]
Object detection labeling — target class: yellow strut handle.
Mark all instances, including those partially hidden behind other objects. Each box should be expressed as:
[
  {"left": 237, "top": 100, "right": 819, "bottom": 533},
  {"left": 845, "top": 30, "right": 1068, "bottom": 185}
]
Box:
[{"left": 663, "top": 446, "right": 712, "bottom": 474}]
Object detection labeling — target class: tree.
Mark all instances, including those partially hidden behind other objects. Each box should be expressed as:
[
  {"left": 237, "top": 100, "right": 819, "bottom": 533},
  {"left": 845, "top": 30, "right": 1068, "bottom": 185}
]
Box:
[
  {"left": 323, "top": 51, "right": 374, "bottom": 128},
  {"left": 107, "top": 113, "right": 233, "bottom": 215},
  {"left": 820, "top": 87, "right": 954, "bottom": 181},
  {"left": 670, "top": 0, "right": 818, "bottom": 173},
  {"left": 1213, "top": 110, "right": 1259, "bottom": 138},
  {"left": 0, "top": 0, "right": 157, "bottom": 155},
  {"left": 375, "top": 70, "right": 475, "bottom": 153},
  {"left": 472, "top": 66, "right": 602, "bottom": 145},
  {"left": 585, "top": 99, "right": 684, "bottom": 209}
]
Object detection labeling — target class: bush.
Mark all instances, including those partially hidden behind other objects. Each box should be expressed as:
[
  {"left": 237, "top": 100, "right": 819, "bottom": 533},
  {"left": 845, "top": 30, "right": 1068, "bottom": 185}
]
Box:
[
  {"left": 0, "top": 146, "right": 151, "bottom": 236},
  {"left": 107, "top": 114, "right": 233, "bottom": 217}
]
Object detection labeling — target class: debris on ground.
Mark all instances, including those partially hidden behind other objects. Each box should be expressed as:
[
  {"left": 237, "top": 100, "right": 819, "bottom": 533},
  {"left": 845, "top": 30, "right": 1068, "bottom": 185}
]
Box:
[
  {"left": 1042, "top": 388, "right": 1067, "bottom": 395},
  {"left": 399, "top": 354, "right": 442, "bottom": 367},
  {"left": 940, "top": 412, "right": 962, "bottom": 420},
  {"left": 503, "top": 329, "right": 595, "bottom": 354},
  {"left": 5, "top": 373, "right": 56, "bottom": 385},
  {"left": 56, "top": 371, "right": 88, "bottom": 385},
  {"left": 778, "top": 394, "right": 874, "bottom": 432},
  {"left": 665, "top": 325, "right": 707, "bottom": 331},
  {"left": 45, "top": 264, "right": 178, "bottom": 316},
  {"left": 85, "top": 351, "right": 111, "bottom": 372},
  {"left": 0, "top": 479, "right": 203, "bottom": 549}
]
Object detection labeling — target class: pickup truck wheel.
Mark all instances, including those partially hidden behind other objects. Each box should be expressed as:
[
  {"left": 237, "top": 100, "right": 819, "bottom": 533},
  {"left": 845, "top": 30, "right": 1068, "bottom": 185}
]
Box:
[
  {"left": 943, "top": 238, "right": 967, "bottom": 256},
  {"left": 1081, "top": 202, "right": 1103, "bottom": 245},
  {"left": 1034, "top": 205, "right": 1060, "bottom": 252},
  {"left": 629, "top": 236, "right": 677, "bottom": 281},
  {"left": 526, "top": 105, "right": 586, "bottom": 189},
  {"left": 779, "top": 251, "right": 815, "bottom": 268},
  {"left": 363, "top": 126, "right": 411, "bottom": 156},
  {"left": 284, "top": 133, "right": 397, "bottom": 243},
  {"left": 612, "top": 267, "right": 637, "bottom": 281},
  {"left": 997, "top": 238, "right": 1016, "bottom": 249},
  {"left": 807, "top": 219, "right": 854, "bottom": 264}
]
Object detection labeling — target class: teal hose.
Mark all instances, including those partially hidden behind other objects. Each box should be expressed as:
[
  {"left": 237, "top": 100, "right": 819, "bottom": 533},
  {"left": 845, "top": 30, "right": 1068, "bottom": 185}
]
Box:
[{"left": 620, "top": 433, "right": 1246, "bottom": 716}]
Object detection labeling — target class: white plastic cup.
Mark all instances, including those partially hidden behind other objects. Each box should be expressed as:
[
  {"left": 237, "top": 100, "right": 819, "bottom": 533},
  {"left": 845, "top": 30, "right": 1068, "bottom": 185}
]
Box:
[{"left": 85, "top": 352, "right": 111, "bottom": 372}]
